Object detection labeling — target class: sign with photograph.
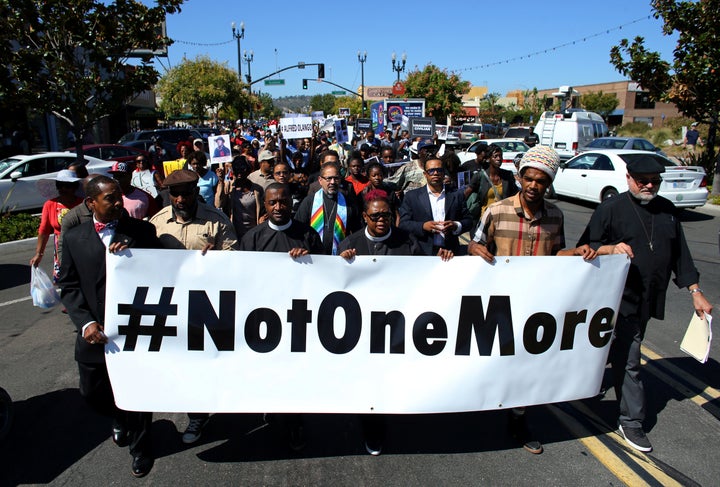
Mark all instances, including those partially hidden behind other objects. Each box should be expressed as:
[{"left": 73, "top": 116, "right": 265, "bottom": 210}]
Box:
[
  {"left": 334, "top": 119, "right": 349, "bottom": 144},
  {"left": 209, "top": 134, "right": 232, "bottom": 166}
]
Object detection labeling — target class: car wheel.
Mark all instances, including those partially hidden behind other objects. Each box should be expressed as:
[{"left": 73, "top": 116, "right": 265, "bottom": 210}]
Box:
[
  {"left": 0, "top": 387, "right": 12, "bottom": 443},
  {"left": 601, "top": 188, "right": 618, "bottom": 201}
]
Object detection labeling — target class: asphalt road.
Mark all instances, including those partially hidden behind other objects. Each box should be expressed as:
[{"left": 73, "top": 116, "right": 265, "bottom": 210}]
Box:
[{"left": 1, "top": 198, "right": 719, "bottom": 486}]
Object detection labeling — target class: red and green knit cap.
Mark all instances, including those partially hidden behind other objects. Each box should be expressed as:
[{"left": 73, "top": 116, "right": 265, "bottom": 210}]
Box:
[{"left": 519, "top": 145, "right": 560, "bottom": 181}]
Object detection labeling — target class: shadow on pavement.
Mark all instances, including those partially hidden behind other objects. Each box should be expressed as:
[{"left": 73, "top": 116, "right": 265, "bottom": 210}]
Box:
[
  {"left": 0, "top": 264, "right": 30, "bottom": 291},
  {"left": 0, "top": 388, "right": 109, "bottom": 486}
]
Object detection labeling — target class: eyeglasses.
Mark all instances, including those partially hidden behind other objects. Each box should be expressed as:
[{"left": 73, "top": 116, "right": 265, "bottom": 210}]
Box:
[
  {"left": 320, "top": 175, "right": 341, "bottom": 182},
  {"left": 365, "top": 211, "right": 393, "bottom": 222},
  {"left": 135, "top": 159, "right": 145, "bottom": 163},
  {"left": 632, "top": 176, "right": 662, "bottom": 186},
  {"left": 425, "top": 167, "right": 445, "bottom": 175}
]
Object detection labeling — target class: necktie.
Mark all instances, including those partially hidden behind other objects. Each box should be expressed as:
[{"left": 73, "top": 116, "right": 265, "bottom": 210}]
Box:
[{"left": 94, "top": 220, "right": 117, "bottom": 233}]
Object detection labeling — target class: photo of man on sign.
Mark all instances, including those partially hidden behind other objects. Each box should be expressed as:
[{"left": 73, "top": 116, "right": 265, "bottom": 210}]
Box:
[{"left": 209, "top": 135, "right": 232, "bottom": 166}]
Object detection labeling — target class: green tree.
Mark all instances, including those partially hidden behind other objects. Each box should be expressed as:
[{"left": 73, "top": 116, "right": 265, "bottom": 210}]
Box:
[
  {"left": 580, "top": 91, "right": 620, "bottom": 120},
  {"left": 404, "top": 64, "right": 470, "bottom": 122},
  {"left": 309, "top": 94, "right": 336, "bottom": 115},
  {"left": 0, "top": 0, "right": 185, "bottom": 159},
  {"left": 610, "top": 0, "right": 720, "bottom": 192},
  {"left": 157, "top": 55, "right": 246, "bottom": 123},
  {"left": 254, "top": 92, "right": 282, "bottom": 120}
]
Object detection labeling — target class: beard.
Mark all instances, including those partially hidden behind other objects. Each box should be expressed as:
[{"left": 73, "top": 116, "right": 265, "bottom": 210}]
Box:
[{"left": 630, "top": 189, "right": 657, "bottom": 203}]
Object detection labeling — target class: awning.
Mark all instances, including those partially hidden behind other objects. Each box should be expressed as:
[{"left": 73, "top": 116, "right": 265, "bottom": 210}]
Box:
[
  {"left": 609, "top": 109, "right": 625, "bottom": 116},
  {"left": 463, "top": 107, "right": 479, "bottom": 116}
]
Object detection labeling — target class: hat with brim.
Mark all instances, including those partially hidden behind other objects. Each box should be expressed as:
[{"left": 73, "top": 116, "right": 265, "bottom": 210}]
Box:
[
  {"left": 625, "top": 155, "right": 666, "bottom": 174},
  {"left": 163, "top": 168, "right": 199, "bottom": 187},
  {"left": 417, "top": 139, "right": 437, "bottom": 151},
  {"left": 37, "top": 169, "right": 82, "bottom": 200}
]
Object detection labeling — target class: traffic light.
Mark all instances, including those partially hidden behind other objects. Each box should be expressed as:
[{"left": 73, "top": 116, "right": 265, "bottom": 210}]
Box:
[
  {"left": 317, "top": 63, "right": 325, "bottom": 78},
  {"left": 302, "top": 79, "right": 308, "bottom": 90}
]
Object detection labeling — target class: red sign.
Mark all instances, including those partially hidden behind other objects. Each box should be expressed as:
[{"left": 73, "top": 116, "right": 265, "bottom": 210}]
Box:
[{"left": 392, "top": 81, "right": 406, "bottom": 96}]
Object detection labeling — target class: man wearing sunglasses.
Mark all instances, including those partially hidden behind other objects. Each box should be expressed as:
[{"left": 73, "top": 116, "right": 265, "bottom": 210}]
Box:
[
  {"left": 398, "top": 156, "right": 471, "bottom": 257},
  {"left": 578, "top": 155, "right": 712, "bottom": 453}
]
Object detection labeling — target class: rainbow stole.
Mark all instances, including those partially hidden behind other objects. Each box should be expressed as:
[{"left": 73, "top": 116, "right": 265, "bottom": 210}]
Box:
[{"left": 310, "top": 190, "right": 347, "bottom": 255}]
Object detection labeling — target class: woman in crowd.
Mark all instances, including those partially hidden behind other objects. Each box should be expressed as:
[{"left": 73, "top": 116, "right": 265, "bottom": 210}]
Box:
[
  {"left": 187, "top": 151, "right": 219, "bottom": 207},
  {"left": 338, "top": 190, "right": 452, "bottom": 456},
  {"left": 30, "top": 170, "right": 83, "bottom": 280},
  {"left": 227, "top": 156, "right": 263, "bottom": 239}
]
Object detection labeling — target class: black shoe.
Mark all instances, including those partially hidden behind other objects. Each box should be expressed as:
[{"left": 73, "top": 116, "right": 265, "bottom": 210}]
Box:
[
  {"left": 131, "top": 453, "right": 154, "bottom": 478},
  {"left": 112, "top": 424, "right": 129, "bottom": 448},
  {"left": 508, "top": 412, "right": 543, "bottom": 454},
  {"left": 619, "top": 424, "right": 652, "bottom": 452}
]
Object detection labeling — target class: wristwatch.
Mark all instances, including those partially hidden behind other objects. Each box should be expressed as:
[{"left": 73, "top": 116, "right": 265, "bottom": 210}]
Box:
[{"left": 689, "top": 288, "right": 704, "bottom": 295}]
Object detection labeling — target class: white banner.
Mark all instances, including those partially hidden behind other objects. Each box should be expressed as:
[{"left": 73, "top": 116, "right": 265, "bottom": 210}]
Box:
[
  {"left": 104, "top": 251, "right": 629, "bottom": 414},
  {"left": 279, "top": 116, "right": 313, "bottom": 139}
]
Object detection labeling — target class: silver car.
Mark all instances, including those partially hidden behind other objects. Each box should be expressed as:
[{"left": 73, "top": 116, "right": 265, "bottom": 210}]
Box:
[
  {"left": 0, "top": 152, "right": 112, "bottom": 212},
  {"left": 551, "top": 149, "right": 707, "bottom": 208}
]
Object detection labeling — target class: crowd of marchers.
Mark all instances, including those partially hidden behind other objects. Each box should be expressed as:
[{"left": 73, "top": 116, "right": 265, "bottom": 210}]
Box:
[{"left": 28, "top": 121, "right": 712, "bottom": 477}]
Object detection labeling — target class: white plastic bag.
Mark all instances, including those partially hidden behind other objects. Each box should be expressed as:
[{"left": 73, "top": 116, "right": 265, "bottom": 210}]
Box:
[{"left": 30, "top": 266, "right": 61, "bottom": 308}]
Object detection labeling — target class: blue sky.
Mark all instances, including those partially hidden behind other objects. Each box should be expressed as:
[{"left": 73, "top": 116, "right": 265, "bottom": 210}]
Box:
[{"left": 153, "top": 0, "right": 676, "bottom": 98}]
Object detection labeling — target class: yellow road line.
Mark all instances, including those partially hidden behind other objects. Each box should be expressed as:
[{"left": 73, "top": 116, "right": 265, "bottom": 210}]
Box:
[
  {"left": 642, "top": 346, "right": 720, "bottom": 403},
  {"left": 549, "top": 404, "right": 659, "bottom": 486}
]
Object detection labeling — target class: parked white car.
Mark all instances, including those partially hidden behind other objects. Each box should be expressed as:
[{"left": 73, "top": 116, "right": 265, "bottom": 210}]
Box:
[
  {"left": 551, "top": 149, "right": 708, "bottom": 208},
  {"left": 0, "top": 152, "right": 112, "bottom": 212},
  {"left": 457, "top": 139, "right": 531, "bottom": 173}
]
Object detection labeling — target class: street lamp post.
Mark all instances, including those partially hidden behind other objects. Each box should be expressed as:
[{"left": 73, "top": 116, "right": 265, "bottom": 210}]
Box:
[
  {"left": 244, "top": 50, "right": 254, "bottom": 122},
  {"left": 231, "top": 21, "right": 245, "bottom": 124},
  {"left": 358, "top": 50, "right": 367, "bottom": 116},
  {"left": 391, "top": 52, "right": 407, "bottom": 83}
]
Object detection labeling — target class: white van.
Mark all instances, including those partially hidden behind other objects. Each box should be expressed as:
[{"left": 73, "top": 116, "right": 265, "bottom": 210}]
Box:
[{"left": 534, "top": 109, "right": 608, "bottom": 160}]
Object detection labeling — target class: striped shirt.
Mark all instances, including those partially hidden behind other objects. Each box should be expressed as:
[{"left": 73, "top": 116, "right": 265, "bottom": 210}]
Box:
[{"left": 472, "top": 193, "right": 565, "bottom": 256}]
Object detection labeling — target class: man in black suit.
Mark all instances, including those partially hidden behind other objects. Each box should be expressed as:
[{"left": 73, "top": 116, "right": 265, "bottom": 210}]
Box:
[
  {"left": 399, "top": 156, "right": 472, "bottom": 256},
  {"left": 57, "top": 175, "right": 161, "bottom": 478}
]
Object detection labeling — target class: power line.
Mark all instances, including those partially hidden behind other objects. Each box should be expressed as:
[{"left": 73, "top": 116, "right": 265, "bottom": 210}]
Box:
[
  {"left": 453, "top": 15, "right": 652, "bottom": 73},
  {"left": 172, "top": 38, "right": 234, "bottom": 47}
]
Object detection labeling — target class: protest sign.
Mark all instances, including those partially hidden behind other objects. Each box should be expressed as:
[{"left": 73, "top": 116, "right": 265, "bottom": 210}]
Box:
[
  {"left": 338, "top": 108, "right": 350, "bottom": 117},
  {"left": 209, "top": 135, "right": 232, "bottom": 166},
  {"left": 436, "top": 124, "right": 448, "bottom": 140},
  {"left": 357, "top": 118, "right": 373, "bottom": 132},
  {"left": 104, "top": 251, "right": 629, "bottom": 414},
  {"left": 335, "top": 119, "right": 349, "bottom": 144},
  {"left": 279, "top": 116, "right": 313, "bottom": 139},
  {"left": 410, "top": 117, "right": 436, "bottom": 138},
  {"left": 311, "top": 111, "right": 325, "bottom": 123}
]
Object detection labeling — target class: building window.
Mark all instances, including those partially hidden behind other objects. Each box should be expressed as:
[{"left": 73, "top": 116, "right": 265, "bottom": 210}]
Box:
[{"left": 634, "top": 92, "right": 655, "bottom": 109}]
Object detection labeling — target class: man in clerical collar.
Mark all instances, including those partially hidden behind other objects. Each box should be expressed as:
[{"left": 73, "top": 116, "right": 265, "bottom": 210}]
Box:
[
  {"left": 240, "top": 182, "right": 323, "bottom": 257},
  {"left": 295, "top": 161, "right": 359, "bottom": 255},
  {"left": 577, "top": 154, "right": 712, "bottom": 454},
  {"left": 238, "top": 182, "right": 322, "bottom": 451}
]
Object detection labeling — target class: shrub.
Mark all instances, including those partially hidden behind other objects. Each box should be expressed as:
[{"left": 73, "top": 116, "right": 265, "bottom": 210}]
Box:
[
  {"left": 617, "top": 122, "right": 652, "bottom": 136},
  {"left": 0, "top": 212, "right": 40, "bottom": 243}
]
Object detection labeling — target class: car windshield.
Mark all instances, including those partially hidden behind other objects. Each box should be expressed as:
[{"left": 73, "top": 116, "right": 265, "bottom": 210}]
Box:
[
  {"left": 462, "top": 125, "right": 482, "bottom": 133},
  {"left": 588, "top": 139, "right": 628, "bottom": 149},
  {"left": 619, "top": 153, "right": 675, "bottom": 167},
  {"left": 0, "top": 158, "right": 22, "bottom": 176},
  {"left": 497, "top": 141, "right": 529, "bottom": 152}
]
